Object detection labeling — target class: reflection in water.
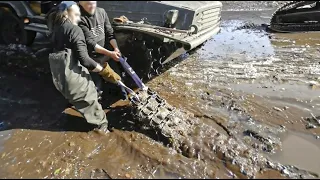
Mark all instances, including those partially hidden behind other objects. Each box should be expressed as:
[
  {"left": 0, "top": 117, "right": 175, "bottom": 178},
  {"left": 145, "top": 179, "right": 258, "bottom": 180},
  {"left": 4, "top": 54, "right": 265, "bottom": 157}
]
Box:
[
  {"left": 197, "top": 20, "right": 275, "bottom": 60},
  {"left": 0, "top": 130, "right": 12, "bottom": 152},
  {"left": 0, "top": 130, "right": 12, "bottom": 177},
  {"left": 153, "top": 165, "right": 181, "bottom": 179},
  {"left": 197, "top": 20, "right": 320, "bottom": 62}
]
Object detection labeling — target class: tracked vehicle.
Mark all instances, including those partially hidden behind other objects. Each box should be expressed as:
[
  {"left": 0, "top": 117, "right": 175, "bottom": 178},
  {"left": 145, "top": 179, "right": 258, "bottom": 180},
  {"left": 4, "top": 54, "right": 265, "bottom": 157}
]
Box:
[
  {"left": 0, "top": 1, "right": 222, "bottom": 80},
  {"left": 269, "top": 1, "right": 320, "bottom": 32}
]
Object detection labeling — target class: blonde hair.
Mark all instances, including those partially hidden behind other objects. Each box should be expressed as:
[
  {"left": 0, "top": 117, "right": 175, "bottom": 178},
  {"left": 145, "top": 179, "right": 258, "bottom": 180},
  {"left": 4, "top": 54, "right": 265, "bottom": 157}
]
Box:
[
  {"left": 46, "top": 8, "right": 68, "bottom": 33},
  {"left": 46, "top": 4, "right": 78, "bottom": 32}
]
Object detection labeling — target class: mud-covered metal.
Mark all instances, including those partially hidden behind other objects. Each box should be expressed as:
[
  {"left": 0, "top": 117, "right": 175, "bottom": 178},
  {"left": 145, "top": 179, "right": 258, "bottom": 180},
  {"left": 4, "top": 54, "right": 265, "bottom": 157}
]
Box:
[
  {"left": 269, "top": 1, "right": 320, "bottom": 32},
  {"left": 116, "top": 31, "right": 178, "bottom": 81},
  {"left": 126, "top": 88, "right": 318, "bottom": 179},
  {"left": 98, "top": 1, "right": 222, "bottom": 31},
  {"left": 129, "top": 88, "right": 197, "bottom": 151},
  {"left": 100, "top": 1, "right": 221, "bottom": 82}
]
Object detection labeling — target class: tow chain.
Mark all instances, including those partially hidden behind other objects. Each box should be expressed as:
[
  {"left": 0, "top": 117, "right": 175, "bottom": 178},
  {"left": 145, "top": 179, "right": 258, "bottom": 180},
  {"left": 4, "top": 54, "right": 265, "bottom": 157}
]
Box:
[{"left": 128, "top": 88, "right": 197, "bottom": 151}]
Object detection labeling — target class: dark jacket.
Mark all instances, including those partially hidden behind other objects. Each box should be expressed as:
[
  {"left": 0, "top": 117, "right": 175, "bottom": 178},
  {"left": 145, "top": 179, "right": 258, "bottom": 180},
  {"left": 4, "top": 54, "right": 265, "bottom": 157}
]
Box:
[
  {"left": 51, "top": 20, "right": 98, "bottom": 70},
  {"left": 78, "top": 6, "right": 116, "bottom": 58}
]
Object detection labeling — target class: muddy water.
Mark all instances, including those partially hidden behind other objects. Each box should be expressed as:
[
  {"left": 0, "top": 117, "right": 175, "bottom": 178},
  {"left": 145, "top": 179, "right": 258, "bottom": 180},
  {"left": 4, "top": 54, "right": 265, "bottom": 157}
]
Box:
[
  {"left": 0, "top": 130, "right": 11, "bottom": 152},
  {"left": 0, "top": 1, "right": 320, "bottom": 179},
  {"left": 0, "top": 130, "right": 12, "bottom": 176},
  {"left": 229, "top": 82, "right": 320, "bottom": 115},
  {"left": 161, "top": 5, "right": 320, "bottom": 177},
  {"left": 153, "top": 166, "right": 181, "bottom": 179},
  {"left": 271, "top": 31, "right": 320, "bottom": 47},
  {"left": 271, "top": 131, "right": 320, "bottom": 174},
  {"left": 0, "top": 129, "right": 215, "bottom": 179},
  {"left": 197, "top": 20, "right": 274, "bottom": 60}
]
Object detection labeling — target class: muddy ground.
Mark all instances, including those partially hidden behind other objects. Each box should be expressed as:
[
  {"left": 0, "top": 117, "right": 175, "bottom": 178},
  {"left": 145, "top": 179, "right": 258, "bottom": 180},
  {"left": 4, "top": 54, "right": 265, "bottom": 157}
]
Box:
[{"left": 0, "top": 1, "right": 320, "bottom": 179}]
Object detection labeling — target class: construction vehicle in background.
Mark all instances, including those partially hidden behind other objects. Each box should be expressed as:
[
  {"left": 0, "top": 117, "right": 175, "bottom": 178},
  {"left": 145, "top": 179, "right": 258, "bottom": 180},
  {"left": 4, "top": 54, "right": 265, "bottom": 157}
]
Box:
[
  {"left": 269, "top": 1, "right": 320, "bottom": 32},
  {"left": 0, "top": 1, "right": 222, "bottom": 80},
  {"left": 0, "top": 0, "right": 222, "bottom": 149}
]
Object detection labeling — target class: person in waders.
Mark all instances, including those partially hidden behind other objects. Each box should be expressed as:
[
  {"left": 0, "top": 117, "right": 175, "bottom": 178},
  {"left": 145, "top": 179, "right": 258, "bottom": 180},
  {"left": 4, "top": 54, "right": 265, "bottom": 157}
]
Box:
[
  {"left": 46, "top": 1, "right": 121, "bottom": 133},
  {"left": 78, "top": 1, "right": 122, "bottom": 101}
]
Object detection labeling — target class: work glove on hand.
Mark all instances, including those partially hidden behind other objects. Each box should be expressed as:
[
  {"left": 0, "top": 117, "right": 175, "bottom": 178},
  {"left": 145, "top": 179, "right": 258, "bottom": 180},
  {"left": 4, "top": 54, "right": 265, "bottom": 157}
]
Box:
[{"left": 99, "top": 63, "right": 121, "bottom": 84}]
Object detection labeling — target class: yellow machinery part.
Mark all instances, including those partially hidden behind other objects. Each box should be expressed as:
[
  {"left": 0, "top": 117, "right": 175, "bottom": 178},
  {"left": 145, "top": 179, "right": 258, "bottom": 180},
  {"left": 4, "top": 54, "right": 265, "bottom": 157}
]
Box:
[
  {"left": 0, "top": 7, "right": 11, "bottom": 12},
  {"left": 28, "top": 1, "right": 42, "bottom": 15}
]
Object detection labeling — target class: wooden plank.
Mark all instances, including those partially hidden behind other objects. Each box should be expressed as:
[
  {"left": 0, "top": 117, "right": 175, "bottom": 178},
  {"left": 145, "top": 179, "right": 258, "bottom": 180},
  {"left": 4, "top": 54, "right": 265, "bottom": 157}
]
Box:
[{"left": 63, "top": 99, "right": 131, "bottom": 118}]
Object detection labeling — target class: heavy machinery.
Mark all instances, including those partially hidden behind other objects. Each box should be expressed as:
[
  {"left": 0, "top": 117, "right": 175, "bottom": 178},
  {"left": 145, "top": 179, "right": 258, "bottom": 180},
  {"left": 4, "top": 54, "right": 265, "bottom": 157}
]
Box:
[
  {"left": 0, "top": 1, "right": 222, "bottom": 80},
  {"left": 116, "top": 56, "right": 196, "bottom": 152},
  {"left": 269, "top": 1, "right": 320, "bottom": 32},
  {"left": 0, "top": 0, "right": 221, "bottom": 154}
]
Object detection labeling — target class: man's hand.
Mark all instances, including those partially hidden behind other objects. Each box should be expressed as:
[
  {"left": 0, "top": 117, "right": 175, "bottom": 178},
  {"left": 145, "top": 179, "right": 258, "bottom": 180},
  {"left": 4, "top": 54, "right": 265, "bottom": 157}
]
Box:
[
  {"left": 110, "top": 39, "right": 121, "bottom": 59},
  {"left": 109, "top": 51, "right": 121, "bottom": 62},
  {"left": 94, "top": 44, "right": 120, "bottom": 61},
  {"left": 114, "top": 48, "right": 121, "bottom": 55}
]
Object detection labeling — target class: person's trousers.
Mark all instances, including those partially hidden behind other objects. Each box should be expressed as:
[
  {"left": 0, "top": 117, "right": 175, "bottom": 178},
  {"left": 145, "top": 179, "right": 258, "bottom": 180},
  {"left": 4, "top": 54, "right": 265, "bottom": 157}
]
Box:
[{"left": 48, "top": 49, "right": 107, "bottom": 126}]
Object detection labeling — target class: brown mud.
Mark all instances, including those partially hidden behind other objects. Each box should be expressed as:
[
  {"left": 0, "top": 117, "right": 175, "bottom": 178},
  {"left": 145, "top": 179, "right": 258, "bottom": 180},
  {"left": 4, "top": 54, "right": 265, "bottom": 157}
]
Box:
[{"left": 0, "top": 1, "right": 320, "bottom": 179}]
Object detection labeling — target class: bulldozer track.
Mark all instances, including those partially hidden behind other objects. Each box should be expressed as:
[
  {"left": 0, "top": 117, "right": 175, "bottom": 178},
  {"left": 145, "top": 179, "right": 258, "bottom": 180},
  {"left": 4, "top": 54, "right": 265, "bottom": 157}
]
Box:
[
  {"left": 127, "top": 88, "right": 317, "bottom": 178},
  {"left": 129, "top": 88, "right": 197, "bottom": 152},
  {"left": 269, "top": 22, "right": 320, "bottom": 32},
  {"left": 269, "top": 1, "right": 320, "bottom": 32},
  {"left": 119, "top": 31, "right": 179, "bottom": 82}
]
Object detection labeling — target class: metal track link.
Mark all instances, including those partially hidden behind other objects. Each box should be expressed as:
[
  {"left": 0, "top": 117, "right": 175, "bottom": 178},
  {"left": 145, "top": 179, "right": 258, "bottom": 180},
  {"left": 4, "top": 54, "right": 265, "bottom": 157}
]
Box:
[
  {"left": 119, "top": 31, "right": 179, "bottom": 81},
  {"left": 270, "top": 22, "right": 320, "bottom": 32},
  {"left": 129, "top": 88, "right": 197, "bottom": 150}
]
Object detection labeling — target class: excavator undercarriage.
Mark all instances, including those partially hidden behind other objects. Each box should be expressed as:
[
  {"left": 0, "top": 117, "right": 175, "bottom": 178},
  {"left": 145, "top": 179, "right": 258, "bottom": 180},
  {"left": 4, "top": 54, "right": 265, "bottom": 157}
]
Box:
[{"left": 269, "top": 1, "right": 320, "bottom": 32}]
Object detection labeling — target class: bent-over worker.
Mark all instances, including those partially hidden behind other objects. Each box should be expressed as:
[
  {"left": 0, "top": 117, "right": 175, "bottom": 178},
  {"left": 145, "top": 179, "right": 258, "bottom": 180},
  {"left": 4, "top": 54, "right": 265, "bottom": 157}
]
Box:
[{"left": 46, "top": 1, "right": 121, "bottom": 133}]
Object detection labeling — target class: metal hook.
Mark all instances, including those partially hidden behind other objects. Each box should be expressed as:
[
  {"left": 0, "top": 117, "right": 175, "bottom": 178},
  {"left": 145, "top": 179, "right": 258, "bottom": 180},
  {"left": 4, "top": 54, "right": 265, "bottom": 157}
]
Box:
[{"left": 117, "top": 80, "right": 140, "bottom": 102}]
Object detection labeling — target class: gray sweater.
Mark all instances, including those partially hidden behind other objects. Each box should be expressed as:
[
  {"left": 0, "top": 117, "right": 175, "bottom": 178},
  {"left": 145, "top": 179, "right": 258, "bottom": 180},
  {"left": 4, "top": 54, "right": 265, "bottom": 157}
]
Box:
[{"left": 79, "top": 6, "right": 116, "bottom": 58}]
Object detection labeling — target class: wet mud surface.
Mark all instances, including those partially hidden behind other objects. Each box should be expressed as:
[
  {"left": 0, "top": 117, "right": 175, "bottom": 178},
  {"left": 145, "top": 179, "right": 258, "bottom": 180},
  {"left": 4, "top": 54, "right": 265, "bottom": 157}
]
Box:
[{"left": 1, "top": 1, "right": 320, "bottom": 179}]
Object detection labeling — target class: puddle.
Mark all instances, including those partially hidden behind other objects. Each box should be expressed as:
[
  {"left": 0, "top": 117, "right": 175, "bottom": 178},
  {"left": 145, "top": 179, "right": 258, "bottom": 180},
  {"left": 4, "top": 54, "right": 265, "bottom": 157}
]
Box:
[
  {"left": 0, "top": 130, "right": 12, "bottom": 177},
  {"left": 271, "top": 131, "right": 320, "bottom": 175},
  {"left": 230, "top": 82, "right": 320, "bottom": 100},
  {"left": 196, "top": 15, "right": 320, "bottom": 62},
  {"left": 197, "top": 20, "right": 320, "bottom": 62},
  {"left": 197, "top": 20, "right": 274, "bottom": 60},
  {"left": 271, "top": 32, "right": 320, "bottom": 47},
  {"left": 153, "top": 166, "right": 181, "bottom": 179},
  {"left": 222, "top": 1, "right": 284, "bottom": 12},
  {"left": 0, "top": 130, "right": 12, "bottom": 152}
]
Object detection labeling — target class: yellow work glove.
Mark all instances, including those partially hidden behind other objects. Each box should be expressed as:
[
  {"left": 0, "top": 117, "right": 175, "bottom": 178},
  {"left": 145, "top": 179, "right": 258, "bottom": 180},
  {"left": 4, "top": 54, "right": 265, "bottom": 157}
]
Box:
[
  {"left": 113, "top": 15, "right": 129, "bottom": 24},
  {"left": 99, "top": 63, "right": 121, "bottom": 84}
]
